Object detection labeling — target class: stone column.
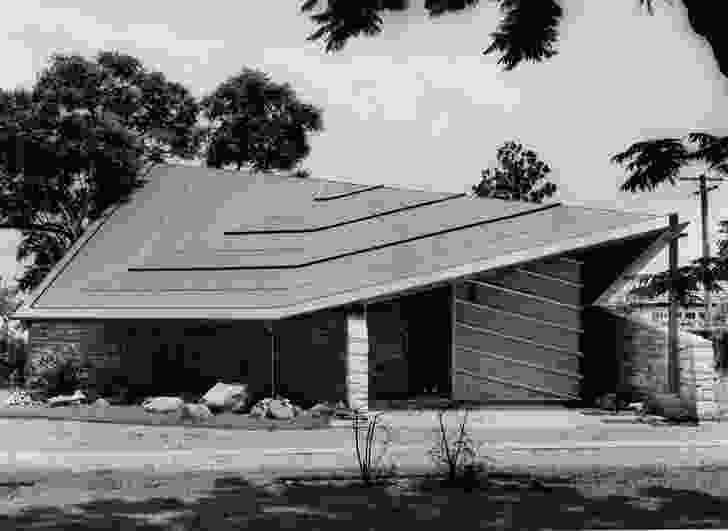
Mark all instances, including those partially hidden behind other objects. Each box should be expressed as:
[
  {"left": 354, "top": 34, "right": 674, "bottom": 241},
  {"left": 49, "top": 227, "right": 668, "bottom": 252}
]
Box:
[{"left": 346, "top": 307, "right": 369, "bottom": 411}]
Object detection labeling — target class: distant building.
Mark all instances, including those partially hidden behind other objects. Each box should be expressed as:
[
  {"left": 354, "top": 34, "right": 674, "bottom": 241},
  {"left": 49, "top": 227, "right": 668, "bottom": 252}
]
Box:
[{"left": 608, "top": 275, "right": 728, "bottom": 331}]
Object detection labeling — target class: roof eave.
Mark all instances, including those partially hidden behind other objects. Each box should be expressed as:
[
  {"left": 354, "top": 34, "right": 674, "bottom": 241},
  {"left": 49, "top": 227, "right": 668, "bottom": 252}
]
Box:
[{"left": 14, "top": 214, "right": 674, "bottom": 321}]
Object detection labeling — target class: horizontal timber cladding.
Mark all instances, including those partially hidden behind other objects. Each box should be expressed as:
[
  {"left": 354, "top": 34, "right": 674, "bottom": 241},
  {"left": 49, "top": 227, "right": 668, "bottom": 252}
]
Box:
[
  {"left": 453, "top": 324, "right": 581, "bottom": 374},
  {"left": 475, "top": 268, "right": 582, "bottom": 307},
  {"left": 453, "top": 346, "right": 580, "bottom": 397},
  {"left": 453, "top": 255, "right": 584, "bottom": 402},
  {"left": 455, "top": 281, "right": 581, "bottom": 330},
  {"left": 518, "top": 256, "right": 583, "bottom": 284},
  {"left": 455, "top": 300, "right": 581, "bottom": 352},
  {"left": 453, "top": 370, "right": 568, "bottom": 401}
]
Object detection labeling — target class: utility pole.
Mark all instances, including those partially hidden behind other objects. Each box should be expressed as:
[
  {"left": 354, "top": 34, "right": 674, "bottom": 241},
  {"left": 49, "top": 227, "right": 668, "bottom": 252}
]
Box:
[
  {"left": 679, "top": 174, "right": 726, "bottom": 336},
  {"left": 667, "top": 215, "right": 689, "bottom": 395}
]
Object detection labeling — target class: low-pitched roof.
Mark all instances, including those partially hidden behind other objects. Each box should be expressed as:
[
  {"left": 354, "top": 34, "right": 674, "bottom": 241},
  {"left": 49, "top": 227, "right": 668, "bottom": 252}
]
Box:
[{"left": 14, "top": 164, "right": 678, "bottom": 320}]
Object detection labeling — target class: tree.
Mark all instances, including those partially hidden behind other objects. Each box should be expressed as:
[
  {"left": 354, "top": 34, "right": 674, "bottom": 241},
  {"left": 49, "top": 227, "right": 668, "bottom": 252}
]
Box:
[
  {"left": 472, "top": 141, "right": 556, "bottom": 203},
  {"left": 718, "top": 220, "right": 728, "bottom": 258},
  {"left": 0, "top": 284, "right": 24, "bottom": 377},
  {"left": 200, "top": 68, "right": 323, "bottom": 174},
  {"left": 0, "top": 51, "right": 201, "bottom": 292},
  {"left": 612, "top": 133, "right": 728, "bottom": 305},
  {"left": 300, "top": 1, "right": 728, "bottom": 79}
]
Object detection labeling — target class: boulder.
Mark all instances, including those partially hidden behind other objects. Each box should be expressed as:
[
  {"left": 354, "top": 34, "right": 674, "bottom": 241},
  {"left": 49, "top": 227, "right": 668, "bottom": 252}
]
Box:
[
  {"left": 142, "top": 396, "right": 184, "bottom": 414},
  {"left": 3, "top": 389, "right": 38, "bottom": 407},
  {"left": 309, "top": 402, "right": 335, "bottom": 417},
  {"left": 249, "top": 401, "right": 267, "bottom": 418},
  {"left": 180, "top": 403, "right": 213, "bottom": 422},
  {"left": 267, "top": 398, "right": 295, "bottom": 420},
  {"left": 47, "top": 390, "right": 86, "bottom": 407},
  {"left": 93, "top": 398, "right": 110, "bottom": 408},
  {"left": 201, "top": 382, "right": 249, "bottom": 412},
  {"left": 247, "top": 396, "right": 300, "bottom": 419}
]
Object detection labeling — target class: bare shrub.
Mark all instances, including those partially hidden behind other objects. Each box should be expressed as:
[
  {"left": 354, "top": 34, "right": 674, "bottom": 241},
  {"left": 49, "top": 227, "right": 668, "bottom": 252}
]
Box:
[
  {"left": 352, "top": 411, "right": 396, "bottom": 485},
  {"left": 428, "top": 407, "right": 489, "bottom": 485}
]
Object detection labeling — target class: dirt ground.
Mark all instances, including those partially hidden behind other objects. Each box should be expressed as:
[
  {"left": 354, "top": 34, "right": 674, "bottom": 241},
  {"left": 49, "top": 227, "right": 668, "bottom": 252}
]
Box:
[
  {"left": 2, "top": 464, "right": 728, "bottom": 529},
  {"left": 3, "top": 405, "right": 728, "bottom": 528}
]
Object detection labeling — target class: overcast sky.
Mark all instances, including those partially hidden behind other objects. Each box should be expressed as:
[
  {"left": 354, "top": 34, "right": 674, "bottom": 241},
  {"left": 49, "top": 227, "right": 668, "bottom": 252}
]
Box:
[{"left": 2, "top": 0, "right": 728, "bottom": 287}]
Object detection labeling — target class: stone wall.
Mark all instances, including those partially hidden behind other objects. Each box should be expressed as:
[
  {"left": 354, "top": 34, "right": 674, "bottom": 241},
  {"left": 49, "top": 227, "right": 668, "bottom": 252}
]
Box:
[
  {"left": 28, "top": 320, "right": 120, "bottom": 370},
  {"left": 27, "top": 314, "right": 348, "bottom": 406},
  {"left": 591, "top": 308, "right": 714, "bottom": 411},
  {"left": 346, "top": 311, "right": 369, "bottom": 411}
]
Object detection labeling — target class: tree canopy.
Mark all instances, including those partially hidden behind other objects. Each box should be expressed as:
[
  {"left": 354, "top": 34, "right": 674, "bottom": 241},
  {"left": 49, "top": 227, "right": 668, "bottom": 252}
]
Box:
[
  {"left": 613, "top": 132, "right": 728, "bottom": 306},
  {"left": 300, "top": 1, "right": 728, "bottom": 78},
  {"left": 1, "top": 52, "right": 324, "bottom": 292},
  {"left": 200, "top": 68, "right": 323, "bottom": 173},
  {"left": 0, "top": 52, "right": 202, "bottom": 291},
  {"left": 472, "top": 141, "right": 556, "bottom": 203}
]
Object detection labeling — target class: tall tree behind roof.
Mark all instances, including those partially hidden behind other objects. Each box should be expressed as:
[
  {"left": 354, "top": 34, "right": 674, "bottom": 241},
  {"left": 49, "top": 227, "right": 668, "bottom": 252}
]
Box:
[
  {"left": 200, "top": 68, "right": 323, "bottom": 175},
  {"left": 472, "top": 141, "right": 557, "bottom": 203},
  {"left": 0, "top": 51, "right": 201, "bottom": 292}
]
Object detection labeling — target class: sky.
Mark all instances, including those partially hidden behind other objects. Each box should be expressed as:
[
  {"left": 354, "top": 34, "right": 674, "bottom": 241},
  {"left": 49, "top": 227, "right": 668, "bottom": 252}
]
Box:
[{"left": 2, "top": 0, "right": 728, "bottom": 288}]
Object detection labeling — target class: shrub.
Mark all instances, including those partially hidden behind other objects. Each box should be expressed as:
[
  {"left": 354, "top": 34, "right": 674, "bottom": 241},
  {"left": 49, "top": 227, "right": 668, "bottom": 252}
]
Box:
[
  {"left": 24, "top": 347, "right": 86, "bottom": 397},
  {"left": 428, "top": 406, "right": 489, "bottom": 485},
  {"left": 352, "top": 411, "right": 396, "bottom": 485}
]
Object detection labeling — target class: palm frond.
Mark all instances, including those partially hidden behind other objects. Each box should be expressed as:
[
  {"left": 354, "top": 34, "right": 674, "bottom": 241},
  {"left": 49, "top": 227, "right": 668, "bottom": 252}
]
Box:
[
  {"left": 483, "top": 0, "right": 563, "bottom": 71},
  {"left": 611, "top": 138, "right": 689, "bottom": 192},
  {"left": 425, "top": 0, "right": 480, "bottom": 17},
  {"left": 303, "top": 1, "right": 409, "bottom": 53},
  {"left": 690, "top": 134, "right": 728, "bottom": 173}
]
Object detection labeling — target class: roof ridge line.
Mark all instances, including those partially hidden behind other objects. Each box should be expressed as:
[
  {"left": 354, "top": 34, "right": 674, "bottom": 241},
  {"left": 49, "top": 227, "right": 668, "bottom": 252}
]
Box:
[
  {"left": 131, "top": 202, "right": 562, "bottom": 272},
  {"left": 158, "top": 162, "right": 465, "bottom": 195},
  {"left": 560, "top": 200, "right": 668, "bottom": 218},
  {"left": 225, "top": 192, "right": 468, "bottom": 235}
]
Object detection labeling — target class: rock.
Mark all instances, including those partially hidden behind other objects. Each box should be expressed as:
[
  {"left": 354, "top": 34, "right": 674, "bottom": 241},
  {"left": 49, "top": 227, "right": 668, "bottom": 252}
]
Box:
[
  {"left": 47, "top": 390, "right": 86, "bottom": 407},
  {"left": 93, "top": 398, "right": 110, "bottom": 408},
  {"left": 626, "top": 401, "right": 645, "bottom": 414},
  {"left": 231, "top": 399, "right": 250, "bottom": 414},
  {"left": 142, "top": 396, "right": 184, "bottom": 413},
  {"left": 247, "top": 396, "right": 300, "bottom": 419},
  {"left": 267, "top": 399, "right": 295, "bottom": 420},
  {"left": 249, "top": 402, "right": 267, "bottom": 418},
  {"left": 180, "top": 403, "right": 213, "bottom": 422},
  {"left": 201, "top": 382, "right": 249, "bottom": 412},
  {"left": 309, "top": 402, "right": 335, "bottom": 417},
  {"left": 2, "top": 389, "right": 40, "bottom": 407}
]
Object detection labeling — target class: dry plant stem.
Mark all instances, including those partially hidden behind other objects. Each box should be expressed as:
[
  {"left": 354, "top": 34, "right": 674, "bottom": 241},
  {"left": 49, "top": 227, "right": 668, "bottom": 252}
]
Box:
[
  {"left": 353, "top": 412, "right": 389, "bottom": 485},
  {"left": 432, "top": 407, "right": 476, "bottom": 482}
]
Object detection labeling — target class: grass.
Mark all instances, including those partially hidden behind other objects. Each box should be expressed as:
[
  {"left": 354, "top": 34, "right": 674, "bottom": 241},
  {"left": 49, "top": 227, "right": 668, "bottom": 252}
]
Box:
[{"left": 2, "top": 465, "right": 728, "bottom": 529}]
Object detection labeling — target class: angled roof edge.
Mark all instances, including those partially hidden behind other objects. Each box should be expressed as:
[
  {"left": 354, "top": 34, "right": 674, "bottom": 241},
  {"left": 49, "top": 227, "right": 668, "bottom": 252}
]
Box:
[
  {"left": 12, "top": 214, "right": 673, "bottom": 321},
  {"left": 10, "top": 204, "right": 122, "bottom": 318},
  {"left": 594, "top": 221, "right": 689, "bottom": 306}
]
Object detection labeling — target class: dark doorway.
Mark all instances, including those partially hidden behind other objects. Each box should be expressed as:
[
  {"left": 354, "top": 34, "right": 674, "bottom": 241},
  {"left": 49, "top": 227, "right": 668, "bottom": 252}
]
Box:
[{"left": 368, "top": 286, "right": 452, "bottom": 401}]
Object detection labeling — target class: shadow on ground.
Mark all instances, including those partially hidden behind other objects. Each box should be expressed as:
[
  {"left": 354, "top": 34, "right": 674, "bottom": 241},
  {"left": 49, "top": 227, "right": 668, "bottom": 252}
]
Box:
[{"left": 2, "top": 469, "right": 728, "bottom": 530}]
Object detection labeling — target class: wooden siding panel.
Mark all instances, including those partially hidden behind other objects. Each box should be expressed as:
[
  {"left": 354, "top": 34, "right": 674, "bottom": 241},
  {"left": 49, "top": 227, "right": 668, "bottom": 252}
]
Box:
[
  {"left": 453, "top": 324, "right": 581, "bottom": 374},
  {"left": 453, "top": 346, "right": 580, "bottom": 397},
  {"left": 519, "top": 257, "right": 582, "bottom": 284},
  {"left": 453, "top": 371, "right": 553, "bottom": 401},
  {"left": 476, "top": 269, "right": 581, "bottom": 306},
  {"left": 452, "top": 253, "right": 586, "bottom": 403},
  {"left": 455, "top": 301, "right": 581, "bottom": 351},
  {"left": 455, "top": 282, "right": 581, "bottom": 330}
]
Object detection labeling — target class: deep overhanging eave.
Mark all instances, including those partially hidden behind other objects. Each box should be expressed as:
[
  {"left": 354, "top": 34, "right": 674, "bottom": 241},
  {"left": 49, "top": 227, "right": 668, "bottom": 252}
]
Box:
[{"left": 12, "top": 215, "right": 676, "bottom": 322}]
